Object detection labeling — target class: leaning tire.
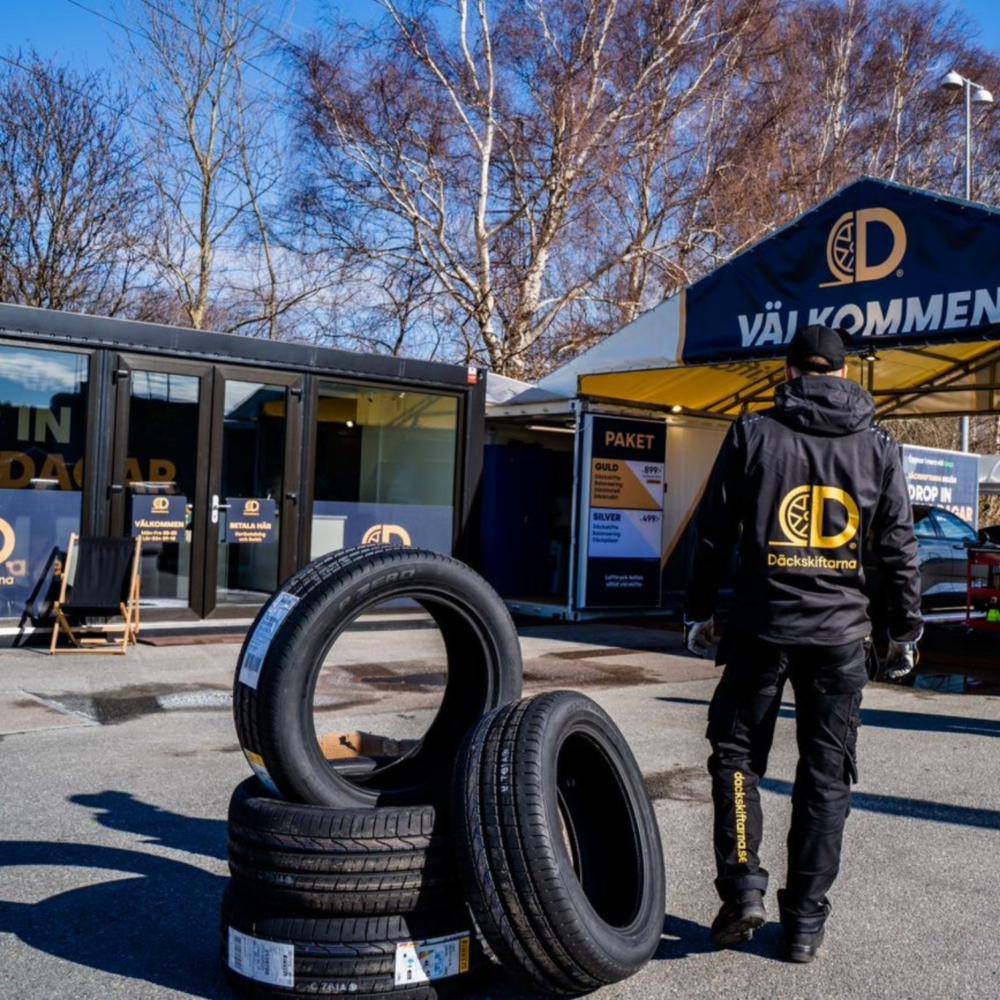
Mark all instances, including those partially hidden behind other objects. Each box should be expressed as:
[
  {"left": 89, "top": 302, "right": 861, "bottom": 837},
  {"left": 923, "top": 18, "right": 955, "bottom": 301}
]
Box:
[
  {"left": 233, "top": 546, "right": 522, "bottom": 808},
  {"left": 228, "top": 778, "right": 459, "bottom": 914},
  {"left": 222, "top": 884, "right": 482, "bottom": 998},
  {"left": 453, "top": 691, "right": 665, "bottom": 996}
]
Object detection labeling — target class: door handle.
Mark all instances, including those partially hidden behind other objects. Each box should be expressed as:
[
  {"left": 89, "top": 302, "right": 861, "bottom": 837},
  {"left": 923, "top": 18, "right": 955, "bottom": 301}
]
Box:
[
  {"left": 211, "top": 495, "right": 231, "bottom": 524},
  {"left": 285, "top": 491, "right": 298, "bottom": 504},
  {"left": 108, "top": 484, "right": 124, "bottom": 496}
]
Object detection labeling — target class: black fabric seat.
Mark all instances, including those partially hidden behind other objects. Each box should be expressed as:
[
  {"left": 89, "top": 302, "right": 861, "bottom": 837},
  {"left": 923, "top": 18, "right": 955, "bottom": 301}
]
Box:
[{"left": 50, "top": 535, "right": 141, "bottom": 654}]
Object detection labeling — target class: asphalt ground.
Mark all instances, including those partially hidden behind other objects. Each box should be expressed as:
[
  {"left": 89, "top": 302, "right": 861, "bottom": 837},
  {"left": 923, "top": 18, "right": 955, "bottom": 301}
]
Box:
[{"left": 1, "top": 619, "right": 998, "bottom": 1000}]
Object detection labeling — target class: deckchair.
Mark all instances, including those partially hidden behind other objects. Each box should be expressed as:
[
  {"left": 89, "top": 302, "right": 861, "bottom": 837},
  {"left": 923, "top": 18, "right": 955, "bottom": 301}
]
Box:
[{"left": 49, "top": 534, "right": 142, "bottom": 654}]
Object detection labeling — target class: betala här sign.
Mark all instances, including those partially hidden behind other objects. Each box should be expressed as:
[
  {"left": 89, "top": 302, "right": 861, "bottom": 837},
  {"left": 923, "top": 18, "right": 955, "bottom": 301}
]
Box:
[{"left": 225, "top": 498, "right": 278, "bottom": 544}]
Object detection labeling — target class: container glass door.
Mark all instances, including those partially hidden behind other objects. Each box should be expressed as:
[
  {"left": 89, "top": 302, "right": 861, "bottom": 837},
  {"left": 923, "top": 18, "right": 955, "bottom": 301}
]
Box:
[
  {"left": 111, "top": 359, "right": 302, "bottom": 618},
  {"left": 110, "top": 358, "right": 212, "bottom": 615},
  {"left": 209, "top": 370, "right": 302, "bottom": 611}
]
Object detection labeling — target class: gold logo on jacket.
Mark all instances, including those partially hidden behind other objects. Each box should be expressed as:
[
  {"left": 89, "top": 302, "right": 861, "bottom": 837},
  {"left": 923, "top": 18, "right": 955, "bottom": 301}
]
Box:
[
  {"left": 770, "top": 485, "right": 860, "bottom": 549},
  {"left": 821, "top": 207, "right": 906, "bottom": 287}
]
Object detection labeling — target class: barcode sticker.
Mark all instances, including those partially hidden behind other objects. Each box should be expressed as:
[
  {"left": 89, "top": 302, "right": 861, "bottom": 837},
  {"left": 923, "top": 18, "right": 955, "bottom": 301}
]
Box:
[
  {"left": 394, "top": 931, "right": 471, "bottom": 986},
  {"left": 238, "top": 592, "right": 301, "bottom": 689},
  {"left": 228, "top": 928, "right": 294, "bottom": 987}
]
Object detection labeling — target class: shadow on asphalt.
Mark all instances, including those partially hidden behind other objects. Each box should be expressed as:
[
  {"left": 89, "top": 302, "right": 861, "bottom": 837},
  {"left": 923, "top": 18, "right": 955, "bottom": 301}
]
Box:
[
  {"left": 69, "top": 790, "right": 227, "bottom": 860},
  {"left": 657, "top": 913, "right": 786, "bottom": 963},
  {"left": 657, "top": 698, "right": 1000, "bottom": 830},
  {"left": 759, "top": 778, "right": 1000, "bottom": 830},
  {"left": 658, "top": 696, "right": 1000, "bottom": 738},
  {"left": 0, "top": 840, "right": 229, "bottom": 998}
]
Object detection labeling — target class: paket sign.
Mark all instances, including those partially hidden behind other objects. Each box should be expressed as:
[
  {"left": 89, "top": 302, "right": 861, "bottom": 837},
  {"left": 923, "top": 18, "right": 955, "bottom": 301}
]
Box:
[{"left": 579, "top": 414, "right": 666, "bottom": 608}]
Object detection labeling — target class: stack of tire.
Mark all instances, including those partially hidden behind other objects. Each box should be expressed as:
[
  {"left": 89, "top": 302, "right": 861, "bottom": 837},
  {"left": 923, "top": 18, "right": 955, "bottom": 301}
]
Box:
[{"left": 224, "top": 545, "right": 665, "bottom": 999}]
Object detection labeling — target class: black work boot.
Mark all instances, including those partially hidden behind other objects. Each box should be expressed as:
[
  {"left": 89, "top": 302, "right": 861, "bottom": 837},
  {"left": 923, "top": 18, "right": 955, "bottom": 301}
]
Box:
[
  {"left": 778, "top": 892, "right": 831, "bottom": 963},
  {"left": 784, "top": 925, "right": 825, "bottom": 963},
  {"left": 710, "top": 889, "right": 767, "bottom": 946}
]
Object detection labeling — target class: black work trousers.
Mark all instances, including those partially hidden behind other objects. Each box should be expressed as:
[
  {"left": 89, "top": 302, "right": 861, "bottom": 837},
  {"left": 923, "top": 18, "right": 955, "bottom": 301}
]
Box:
[{"left": 707, "top": 636, "right": 867, "bottom": 925}]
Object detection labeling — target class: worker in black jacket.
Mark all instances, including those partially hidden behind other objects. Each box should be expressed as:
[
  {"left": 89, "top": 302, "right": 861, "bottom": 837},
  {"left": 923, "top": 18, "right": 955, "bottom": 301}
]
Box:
[{"left": 683, "top": 324, "right": 922, "bottom": 963}]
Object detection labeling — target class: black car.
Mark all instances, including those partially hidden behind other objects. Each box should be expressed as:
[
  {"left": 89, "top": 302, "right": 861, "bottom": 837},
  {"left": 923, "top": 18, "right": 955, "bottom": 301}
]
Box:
[
  {"left": 866, "top": 504, "right": 988, "bottom": 615},
  {"left": 978, "top": 523, "right": 1000, "bottom": 546}
]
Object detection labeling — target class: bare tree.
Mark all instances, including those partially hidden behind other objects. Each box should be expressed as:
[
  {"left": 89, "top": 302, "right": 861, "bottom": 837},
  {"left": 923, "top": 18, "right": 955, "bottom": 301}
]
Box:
[
  {"left": 119, "top": 0, "right": 325, "bottom": 337},
  {"left": 0, "top": 51, "right": 148, "bottom": 314},
  {"left": 687, "top": 0, "right": 1000, "bottom": 265},
  {"left": 295, "top": 0, "right": 771, "bottom": 377}
]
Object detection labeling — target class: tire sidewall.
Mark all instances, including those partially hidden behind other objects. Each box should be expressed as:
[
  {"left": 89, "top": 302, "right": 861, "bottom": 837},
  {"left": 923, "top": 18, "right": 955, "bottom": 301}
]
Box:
[
  {"left": 241, "top": 549, "right": 522, "bottom": 807},
  {"left": 536, "top": 694, "right": 666, "bottom": 972}
]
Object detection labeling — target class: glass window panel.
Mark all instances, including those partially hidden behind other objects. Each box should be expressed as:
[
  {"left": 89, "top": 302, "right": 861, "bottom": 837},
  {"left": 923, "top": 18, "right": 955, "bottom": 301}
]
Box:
[
  {"left": 931, "top": 508, "right": 977, "bottom": 541},
  {"left": 911, "top": 506, "right": 937, "bottom": 538},
  {"left": 312, "top": 383, "right": 457, "bottom": 558},
  {"left": 126, "top": 370, "right": 201, "bottom": 607},
  {"left": 0, "top": 345, "right": 88, "bottom": 617},
  {"left": 216, "top": 380, "right": 285, "bottom": 605}
]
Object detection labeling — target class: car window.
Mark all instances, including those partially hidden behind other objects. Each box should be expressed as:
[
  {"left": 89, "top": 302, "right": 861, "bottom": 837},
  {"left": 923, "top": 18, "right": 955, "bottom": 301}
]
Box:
[
  {"left": 911, "top": 506, "right": 938, "bottom": 539},
  {"left": 930, "top": 509, "right": 977, "bottom": 542}
]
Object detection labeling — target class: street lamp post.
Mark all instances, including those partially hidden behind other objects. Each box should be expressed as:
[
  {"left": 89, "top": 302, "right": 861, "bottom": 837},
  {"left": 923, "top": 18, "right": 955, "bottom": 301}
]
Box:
[{"left": 941, "top": 70, "right": 993, "bottom": 452}]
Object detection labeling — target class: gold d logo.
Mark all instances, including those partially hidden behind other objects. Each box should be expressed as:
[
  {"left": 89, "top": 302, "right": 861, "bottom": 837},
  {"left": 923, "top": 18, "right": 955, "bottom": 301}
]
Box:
[
  {"left": 771, "top": 486, "right": 860, "bottom": 549},
  {"left": 244, "top": 500, "right": 261, "bottom": 515},
  {"left": 0, "top": 517, "right": 15, "bottom": 564},
  {"left": 152, "top": 497, "right": 170, "bottom": 512},
  {"left": 821, "top": 208, "right": 906, "bottom": 287},
  {"left": 362, "top": 524, "right": 412, "bottom": 546}
]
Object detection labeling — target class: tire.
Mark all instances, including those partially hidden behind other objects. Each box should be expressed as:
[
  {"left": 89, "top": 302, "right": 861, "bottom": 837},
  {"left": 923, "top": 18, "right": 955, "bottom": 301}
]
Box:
[
  {"left": 233, "top": 545, "right": 522, "bottom": 808},
  {"left": 222, "top": 883, "right": 482, "bottom": 999},
  {"left": 228, "top": 779, "right": 459, "bottom": 914},
  {"left": 453, "top": 691, "right": 665, "bottom": 996}
]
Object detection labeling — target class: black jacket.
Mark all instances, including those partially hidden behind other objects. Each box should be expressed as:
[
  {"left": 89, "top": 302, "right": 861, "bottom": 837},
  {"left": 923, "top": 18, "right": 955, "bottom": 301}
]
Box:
[{"left": 685, "top": 376, "right": 922, "bottom": 645}]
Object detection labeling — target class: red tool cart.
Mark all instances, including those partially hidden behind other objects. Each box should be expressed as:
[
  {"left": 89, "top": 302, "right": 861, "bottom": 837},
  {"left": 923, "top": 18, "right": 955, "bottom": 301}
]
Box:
[{"left": 966, "top": 547, "right": 1000, "bottom": 630}]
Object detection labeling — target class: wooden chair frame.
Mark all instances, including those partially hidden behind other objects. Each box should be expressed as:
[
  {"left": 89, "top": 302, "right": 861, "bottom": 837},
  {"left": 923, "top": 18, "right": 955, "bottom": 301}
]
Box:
[{"left": 49, "top": 534, "right": 142, "bottom": 655}]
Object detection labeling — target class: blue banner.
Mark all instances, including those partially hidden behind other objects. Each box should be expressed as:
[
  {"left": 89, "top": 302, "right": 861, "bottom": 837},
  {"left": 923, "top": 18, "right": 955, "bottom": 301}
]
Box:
[
  {"left": 225, "top": 498, "right": 278, "bottom": 544},
  {"left": 311, "top": 501, "right": 453, "bottom": 555},
  {"left": 682, "top": 178, "right": 1000, "bottom": 363},
  {"left": 901, "top": 446, "right": 979, "bottom": 528},
  {"left": 132, "top": 495, "right": 188, "bottom": 543},
  {"left": 0, "top": 489, "right": 81, "bottom": 618}
]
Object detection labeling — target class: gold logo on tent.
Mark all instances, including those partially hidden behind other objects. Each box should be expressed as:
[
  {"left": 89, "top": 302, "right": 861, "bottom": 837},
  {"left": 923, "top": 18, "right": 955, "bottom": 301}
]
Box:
[
  {"left": 0, "top": 518, "right": 15, "bottom": 564},
  {"left": 771, "top": 485, "right": 860, "bottom": 549},
  {"left": 821, "top": 208, "right": 906, "bottom": 287},
  {"left": 362, "top": 524, "right": 412, "bottom": 546},
  {"left": 244, "top": 500, "right": 261, "bottom": 515},
  {"left": 152, "top": 496, "right": 170, "bottom": 512}
]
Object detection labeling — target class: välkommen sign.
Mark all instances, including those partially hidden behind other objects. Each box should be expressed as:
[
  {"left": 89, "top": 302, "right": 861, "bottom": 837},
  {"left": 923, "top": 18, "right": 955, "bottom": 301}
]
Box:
[{"left": 682, "top": 178, "right": 1000, "bottom": 363}]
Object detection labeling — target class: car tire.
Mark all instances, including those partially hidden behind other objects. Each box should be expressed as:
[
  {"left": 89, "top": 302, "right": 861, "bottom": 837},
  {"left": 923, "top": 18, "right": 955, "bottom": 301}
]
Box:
[
  {"left": 233, "top": 545, "right": 522, "bottom": 808},
  {"left": 227, "top": 779, "right": 458, "bottom": 914},
  {"left": 453, "top": 691, "right": 665, "bottom": 996},
  {"left": 222, "top": 883, "right": 482, "bottom": 998}
]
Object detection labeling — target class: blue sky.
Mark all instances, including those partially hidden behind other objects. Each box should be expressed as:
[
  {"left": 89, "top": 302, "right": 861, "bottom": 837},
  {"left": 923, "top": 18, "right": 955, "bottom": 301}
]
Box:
[
  {"left": 3, "top": 0, "right": 333, "bottom": 69},
  {"left": 6, "top": 1, "right": 1000, "bottom": 72}
]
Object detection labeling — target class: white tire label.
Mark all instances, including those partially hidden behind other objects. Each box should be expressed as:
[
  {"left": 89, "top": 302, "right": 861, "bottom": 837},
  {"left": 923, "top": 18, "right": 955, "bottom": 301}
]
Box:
[
  {"left": 394, "top": 931, "right": 470, "bottom": 985},
  {"left": 243, "top": 751, "right": 281, "bottom": 797},
  {"left": 238, "top": 592, "right": 301, "bottom": 689},
  {"left": 228, "top": 928, "right": 294, "bottom": 987}
]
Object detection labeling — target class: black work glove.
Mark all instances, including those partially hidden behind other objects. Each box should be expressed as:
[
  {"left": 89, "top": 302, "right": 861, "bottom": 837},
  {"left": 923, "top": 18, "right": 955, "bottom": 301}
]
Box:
[
  {"left": 884, "top": 631, "right": 921, "bottom": 680},
  {"left": 683, "top": 617, "right": 717, "bottom": 659}
]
